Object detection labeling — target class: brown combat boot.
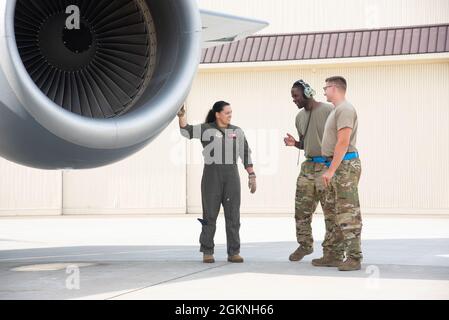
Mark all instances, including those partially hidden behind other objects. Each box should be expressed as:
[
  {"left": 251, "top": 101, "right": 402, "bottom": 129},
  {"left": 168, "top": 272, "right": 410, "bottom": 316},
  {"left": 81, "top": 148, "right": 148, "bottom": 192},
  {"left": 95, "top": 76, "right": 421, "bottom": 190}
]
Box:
[
  {"left": 203, "top": 254, "right": 215, "bottom": 264},
  {"left": 289, "top": 246, "right": 313, "bottom": 262},
  {"left": 227, "top": 254, "right": 244, "bottom": 263},
  {"left": 312, "top": 253, "right": 343, "bottom": 267},
  {"left": 338, "top": 258, "right": 362, "bottom": 271}
]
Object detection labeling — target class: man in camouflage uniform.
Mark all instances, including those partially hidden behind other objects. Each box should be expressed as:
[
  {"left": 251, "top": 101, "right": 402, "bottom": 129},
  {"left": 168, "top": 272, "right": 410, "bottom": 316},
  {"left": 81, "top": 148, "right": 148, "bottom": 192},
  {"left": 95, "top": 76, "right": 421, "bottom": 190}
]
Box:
[
  {"left": 284, "top": 80, "right": 343, "bottom": 265},
  {"left": 321, "top": 76, "right": 363, "bottom": 271}
]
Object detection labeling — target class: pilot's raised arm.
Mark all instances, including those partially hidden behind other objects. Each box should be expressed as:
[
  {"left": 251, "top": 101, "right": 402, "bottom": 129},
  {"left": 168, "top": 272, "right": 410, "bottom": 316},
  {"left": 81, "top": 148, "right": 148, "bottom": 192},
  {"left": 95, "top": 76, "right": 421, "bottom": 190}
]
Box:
[{"left": 178, "top": 105, "right": 204, "bottom": 140}]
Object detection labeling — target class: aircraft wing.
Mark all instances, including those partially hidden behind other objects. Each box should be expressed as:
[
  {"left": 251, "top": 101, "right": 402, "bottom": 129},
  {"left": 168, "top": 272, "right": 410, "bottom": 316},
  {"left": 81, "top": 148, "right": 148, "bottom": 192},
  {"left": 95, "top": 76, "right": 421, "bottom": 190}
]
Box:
[{"left": 200, "top": 10, "right": 269, "bottom": 48}]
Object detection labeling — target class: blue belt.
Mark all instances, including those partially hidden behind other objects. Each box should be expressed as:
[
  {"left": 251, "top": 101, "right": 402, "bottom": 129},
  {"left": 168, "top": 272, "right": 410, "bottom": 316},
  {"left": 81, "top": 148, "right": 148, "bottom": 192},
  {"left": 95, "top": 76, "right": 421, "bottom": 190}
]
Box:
[
  {"left": 307, "top": 156, "right": 327, "bottom": 164},
  {"left": 307, "top": 152, "right": 359, "bottom": 167}
]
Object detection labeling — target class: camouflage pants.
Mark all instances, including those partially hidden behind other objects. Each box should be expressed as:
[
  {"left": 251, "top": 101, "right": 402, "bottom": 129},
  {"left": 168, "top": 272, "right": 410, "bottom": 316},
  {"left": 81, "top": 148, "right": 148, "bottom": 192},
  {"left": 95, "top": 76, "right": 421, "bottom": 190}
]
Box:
[
  {"left": 295, "top": 161, "right": 342, "bottom": 258},
  {"left": 326, "top": 158, "right": 363, "bottom": 260}
]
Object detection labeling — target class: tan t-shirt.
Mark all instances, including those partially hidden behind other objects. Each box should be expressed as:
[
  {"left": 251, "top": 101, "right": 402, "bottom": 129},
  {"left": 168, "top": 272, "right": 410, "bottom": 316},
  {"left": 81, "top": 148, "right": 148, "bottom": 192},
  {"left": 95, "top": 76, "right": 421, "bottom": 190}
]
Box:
[
  {"left": 296, "top": 102, "right": 333, "bottom": 158},
  {"left": 322, "top": 100, "right": 359, "bottom": 157}
]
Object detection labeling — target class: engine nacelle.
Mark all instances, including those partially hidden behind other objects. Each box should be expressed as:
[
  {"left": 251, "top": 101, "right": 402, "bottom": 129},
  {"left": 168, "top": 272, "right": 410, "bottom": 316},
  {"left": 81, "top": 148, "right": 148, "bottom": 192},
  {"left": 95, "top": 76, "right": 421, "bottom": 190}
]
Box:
[{"left": 0, "top": 0, "right": 201, "bottom": 169}]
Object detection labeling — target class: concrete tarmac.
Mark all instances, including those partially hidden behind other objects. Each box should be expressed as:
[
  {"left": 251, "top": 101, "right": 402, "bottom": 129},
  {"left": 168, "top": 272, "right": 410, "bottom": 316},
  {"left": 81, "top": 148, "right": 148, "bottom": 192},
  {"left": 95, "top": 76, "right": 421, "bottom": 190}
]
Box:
[{"left": 0, "top": 214, "right": 448, "bottom": 300}]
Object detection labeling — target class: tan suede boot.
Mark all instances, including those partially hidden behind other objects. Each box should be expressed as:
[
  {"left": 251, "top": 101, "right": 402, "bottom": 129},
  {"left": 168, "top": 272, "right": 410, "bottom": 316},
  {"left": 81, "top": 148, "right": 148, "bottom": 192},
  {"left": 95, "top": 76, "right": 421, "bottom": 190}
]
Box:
[
  {"left": 203, "top": 254, "right": 215, "bottom": 264},
  {"left": 227, "top": 254, "right": 244, "bottom": 263},
  {"left": 289, "top": 246, "right": 313, "bottom": 262},
  {"left": 338, "top": 258, "right": 362, "bottom": 271},
  {"left": 312, "top": 253, "right": 343, "bottom": 267}
]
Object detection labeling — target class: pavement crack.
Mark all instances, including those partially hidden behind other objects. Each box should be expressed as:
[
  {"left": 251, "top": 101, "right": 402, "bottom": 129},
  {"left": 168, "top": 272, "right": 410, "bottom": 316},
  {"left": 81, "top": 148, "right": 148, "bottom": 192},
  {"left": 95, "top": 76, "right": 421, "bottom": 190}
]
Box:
[{"left": 104, "top": 263, "right": 230, "bottom": 300}]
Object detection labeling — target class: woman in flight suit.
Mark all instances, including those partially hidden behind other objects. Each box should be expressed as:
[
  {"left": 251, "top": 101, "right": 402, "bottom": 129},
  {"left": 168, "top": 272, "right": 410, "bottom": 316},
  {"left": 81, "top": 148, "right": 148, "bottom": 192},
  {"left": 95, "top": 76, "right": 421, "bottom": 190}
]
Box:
[{"left": 177, "top": 101, "right": 257, "bottom": 263}]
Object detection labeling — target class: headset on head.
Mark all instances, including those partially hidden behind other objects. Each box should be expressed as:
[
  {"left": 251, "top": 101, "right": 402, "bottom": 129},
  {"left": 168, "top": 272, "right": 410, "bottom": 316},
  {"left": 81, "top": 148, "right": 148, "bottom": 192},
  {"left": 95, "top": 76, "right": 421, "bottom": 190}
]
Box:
[{"left": 293, "top": 80, "right": 316, "bottom": 99}]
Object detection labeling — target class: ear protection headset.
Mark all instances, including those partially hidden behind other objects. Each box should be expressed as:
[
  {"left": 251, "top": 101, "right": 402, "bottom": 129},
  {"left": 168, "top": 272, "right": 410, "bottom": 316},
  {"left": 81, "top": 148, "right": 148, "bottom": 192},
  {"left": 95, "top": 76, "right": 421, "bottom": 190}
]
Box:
[{"left": 293, "top": 80, "right": 316, "bottom": 99}]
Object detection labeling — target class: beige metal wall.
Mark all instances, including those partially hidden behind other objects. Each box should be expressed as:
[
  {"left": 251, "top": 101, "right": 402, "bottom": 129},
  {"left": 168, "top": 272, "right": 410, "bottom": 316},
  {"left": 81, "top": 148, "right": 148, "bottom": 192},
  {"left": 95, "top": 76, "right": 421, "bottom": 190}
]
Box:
[
  {"left": 185, "top": 57, "right": 449, "bottom": 214},
  {"left": 0, "top": 159, "right": 62, "bottom": 216},
  {"left": 198, "top": 0, "right": 449, "bottom": 34}
]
